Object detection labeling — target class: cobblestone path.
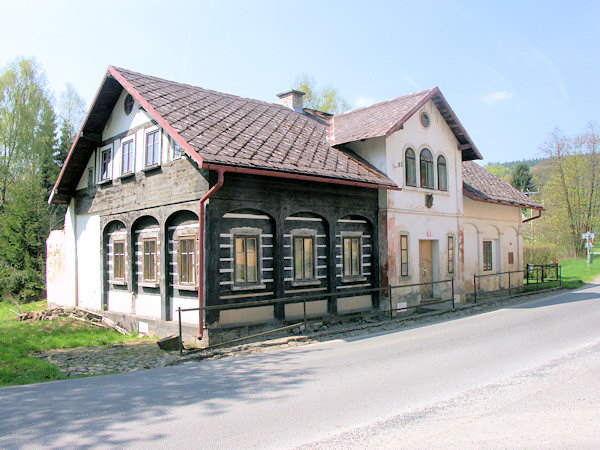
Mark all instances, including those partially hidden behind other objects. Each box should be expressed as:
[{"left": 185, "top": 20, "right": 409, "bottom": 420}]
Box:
[{"left": 34, "top": 342, "right": 180, "bottom": 377}]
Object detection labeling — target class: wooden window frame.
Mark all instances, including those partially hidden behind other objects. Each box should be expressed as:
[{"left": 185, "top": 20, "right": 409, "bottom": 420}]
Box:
[
  {"left": 121, "top": 137, "right": 135, "bottom": 175},
  {"left": 292, "top": 234, "right": 316, "bottom": 282},
  {"left": 98, "top": 144, "right": 113, "bottom": 182},
  {"left": 420, "top": 148, "right": 434, "bottom": 189},
  {"left": 483, "top": 240, "right": 493, "bottom": 271},
  {"left": 141, "top": 237, "right": 158, "bottom": 285},
  {"left": 233, "top": 234, "right": 261, "bottom": 287},
  {"left": 341, "top": 233, "right": 364, "bottom": 282},
  {"left": 448, "top": 235, "right": 454, "bottom": 274},
  {"left": 400, "top": 234, "right": 409, "bottom": 277},
  {"left": 112, "top": 240, "right": 126, "bottom": 284},
  {"left": 437, "top": 155, "right": 448, "bottom": 191},
  {"left": 144, "top": 128, "right": 161, "bottom": 168},
  {"left": 405, "top": 148, "right": 416, "bottom": 187},
  {"left": 178, "top": 235, "right": 197, "bottom": 287}
]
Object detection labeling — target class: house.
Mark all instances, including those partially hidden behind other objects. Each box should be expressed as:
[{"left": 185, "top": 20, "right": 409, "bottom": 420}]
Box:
[{"left": 46, "top": 66, "right": 542, "bottom": 344}]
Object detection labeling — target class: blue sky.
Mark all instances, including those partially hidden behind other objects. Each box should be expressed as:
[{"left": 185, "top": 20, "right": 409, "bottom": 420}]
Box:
[{"left": 1, "top": 0, "right": 598, "bottom": 163}]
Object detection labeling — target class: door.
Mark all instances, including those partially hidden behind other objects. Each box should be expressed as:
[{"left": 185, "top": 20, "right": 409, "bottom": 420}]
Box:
[{"left": 419, "top": 240, "right": 433, "bottom": 299}]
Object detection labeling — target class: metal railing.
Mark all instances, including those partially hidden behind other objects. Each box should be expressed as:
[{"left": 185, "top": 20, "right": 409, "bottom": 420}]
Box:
[
  {"left": 473, "top": 265, "right": 561, "bottom": 302},
  {"left": 177, "top": 278, "right": 456, "bottom": 354}
]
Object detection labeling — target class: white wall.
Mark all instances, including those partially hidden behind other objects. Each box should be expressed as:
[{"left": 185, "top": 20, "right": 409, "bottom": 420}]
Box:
[{"left": 76, "top": 214, "right": 102, "bottom": 310}]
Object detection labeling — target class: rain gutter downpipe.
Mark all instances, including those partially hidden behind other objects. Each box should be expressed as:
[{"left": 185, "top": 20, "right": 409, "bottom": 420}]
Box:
[{"left": 198, "top": 168, "right": 225, "bottom": 339}]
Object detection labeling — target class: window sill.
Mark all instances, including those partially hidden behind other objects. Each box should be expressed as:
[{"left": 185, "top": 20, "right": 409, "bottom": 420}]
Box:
[
  {"left": 291, "top": 280, "right": 321, "bottom": 287},
  {"left": 341, "top": 276, "right": 368, "bottom": 283},
  {"left": 402, "top": 186, "right": 450, "bottom": 195},
  {"left": 140, "top": 282, "right": 159, "bottom": 288},
  {"left": 231, "top": 283, "right": 267, "bottom": 292},
  {"left": 111, "top": 280, "right": 127, "bottom": 286},
  {"left": 119, "top": 171, "right": 135, "bottom": 180},
  {"left": 97, "top": 178, "right": 112, "bottom": 185},
  {"left": 176, "top": 284, "right": 198, "bottom": 292},
  {"left": 142, "top": 164, "right": 161, "bottom": 173}
]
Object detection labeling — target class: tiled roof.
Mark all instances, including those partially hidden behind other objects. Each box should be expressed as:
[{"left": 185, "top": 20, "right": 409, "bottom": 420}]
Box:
[
  {"left": 112, "top": 67, "right": 396, "bottom": 188},
  {"left": 331, "top": 87, "right": 482, "bottom": 161},
  {"left": 462, "top": 161, "right": 542, "bottom": 209},
  {"left": 332, "top": 88, "right": 437, "bottom": 144}
]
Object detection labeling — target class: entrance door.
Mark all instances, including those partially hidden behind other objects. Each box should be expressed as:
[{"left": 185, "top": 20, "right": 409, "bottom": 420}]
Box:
[{"left": 419, "top": 240, "right": 433, "bottom": 299}]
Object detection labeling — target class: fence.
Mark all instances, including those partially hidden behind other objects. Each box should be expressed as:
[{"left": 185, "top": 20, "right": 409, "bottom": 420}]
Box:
[
  {"left": 473, "top": 264, "right": 561, "bottom": 302},
  {"left": 177, "top": 278, "right": 456, "bottom": 354}
]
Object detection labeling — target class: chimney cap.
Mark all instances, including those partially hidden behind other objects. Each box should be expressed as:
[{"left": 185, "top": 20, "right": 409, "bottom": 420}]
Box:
[{"left": 276, "top": 89, "right": 305, "bottom": 98}]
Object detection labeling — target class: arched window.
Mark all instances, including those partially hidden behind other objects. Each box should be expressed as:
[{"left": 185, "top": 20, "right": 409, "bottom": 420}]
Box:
[
  {"left": 405, "top": 148, "right": 416, "bottom": 186},
  {"left": 420, "top": 148, "right": 433, "bottom": 188},
  {"left": 437, "top": 155, "right": 447, "bottom": 191}
]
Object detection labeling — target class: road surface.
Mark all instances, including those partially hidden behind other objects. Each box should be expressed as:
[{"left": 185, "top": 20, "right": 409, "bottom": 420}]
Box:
[{"left": 2, "top": 284, "right": 600, "bottom": 448}]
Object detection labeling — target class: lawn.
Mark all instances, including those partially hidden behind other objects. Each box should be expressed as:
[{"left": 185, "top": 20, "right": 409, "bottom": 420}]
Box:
[
  {"left": 559, "top": 257, "right": 600, "bottom": 283},
  {"left": 0, "top": 300, "right": 140, "bottom": 387}
]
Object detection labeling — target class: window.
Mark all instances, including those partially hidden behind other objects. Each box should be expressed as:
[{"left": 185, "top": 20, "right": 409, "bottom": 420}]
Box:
[
  {"left": 293, "top": 236, "right": 315, "bottom": 281},
  {"left": 405, "top": 148, "right": 416, "bottom": 187},
  {"left": 145, "top": 129, "right": 160, "bottom": 167},
  {"left": 420, "top": 111, "right": 430, "bottom": 127},
  {"left": 234, "top": 235, "right": 259, "bottom": 284},
  {"left": 87, "top": 166, "right": 95, "bottom": 186},
  {"left": 142, "top": 238, "right": 157, "bottom": 282},
  {"left": 438, "top": 155, "right": 447, "bottom": 191},
  {"left": 448, "top": 235, "right": 454, "bottom": 274},
  {"left": 420, "top": 148, "right": 433, "bottom": 188},
  {"left": 400, "top": 234, "right": 409, "bottom": 277},
  {"left": 113, "top": 241, "right": 125, "bottom": 281},
  {"left": 483, "top": 240, "right": 493, "bottom": 271},
  {"left": 124, "top": 94, "right": 134, "bottom": 115},
  {"left": 343, "top": 236, "right": 361, "bottom": 278},
  {"left": 99, "top": 146, "right": 112, "bottom": 181},
  {"left": 173, "top": 141, "right": 182, "bottom": 159},
  {"left": 122, "top": 139, "right": 135, "bottom": 174},
  {"left": 178, "top": 237, "right": 196, "bottom": 285}
]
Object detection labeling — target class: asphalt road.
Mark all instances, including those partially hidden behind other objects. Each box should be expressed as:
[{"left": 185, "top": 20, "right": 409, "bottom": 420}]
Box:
[{"left": 2, "top": 284, "right": 600, "bottom": 449}]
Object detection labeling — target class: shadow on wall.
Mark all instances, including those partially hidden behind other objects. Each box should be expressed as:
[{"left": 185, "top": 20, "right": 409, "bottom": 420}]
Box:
[{"left": 0, "top": 347, "right": 324, "bottom": 448}]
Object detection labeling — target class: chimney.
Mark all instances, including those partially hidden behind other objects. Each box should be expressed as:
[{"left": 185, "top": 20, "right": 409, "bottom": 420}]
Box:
[{"left": 277, "top": 90, "right": 305, "bottom": 112}]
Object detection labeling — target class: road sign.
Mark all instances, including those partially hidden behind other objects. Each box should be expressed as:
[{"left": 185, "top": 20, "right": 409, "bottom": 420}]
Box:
[{"left": 582, "top": 232, "right": 595, "bottom": 240}]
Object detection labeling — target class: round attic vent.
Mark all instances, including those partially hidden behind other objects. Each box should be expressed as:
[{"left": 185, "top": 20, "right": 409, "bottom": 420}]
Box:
[
  {"left": 124, "top": 94, "right": 134, "bottom": 115},
  {"left": 420, "top": 111, "right": 430, "bottom": 128}
]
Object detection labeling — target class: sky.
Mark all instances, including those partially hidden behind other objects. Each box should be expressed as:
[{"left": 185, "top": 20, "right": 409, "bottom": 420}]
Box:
[{"left": 1, "top": 0, "right": 599, "bottom": 164}]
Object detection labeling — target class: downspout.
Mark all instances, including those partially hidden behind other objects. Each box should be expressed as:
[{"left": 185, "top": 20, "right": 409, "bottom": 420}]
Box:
[{"left": 198, "top": 168, "right": 225, "bottom": 338}]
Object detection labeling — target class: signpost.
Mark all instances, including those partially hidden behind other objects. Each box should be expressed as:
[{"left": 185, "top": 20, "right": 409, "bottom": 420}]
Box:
[{"left": 582, "top": 232, "right": 595, "bottom": 267}]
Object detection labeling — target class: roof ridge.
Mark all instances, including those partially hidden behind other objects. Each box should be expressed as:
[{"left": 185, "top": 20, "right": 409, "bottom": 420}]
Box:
[{"left": 333, "top": 86, "right": 437, "bottom": 118}]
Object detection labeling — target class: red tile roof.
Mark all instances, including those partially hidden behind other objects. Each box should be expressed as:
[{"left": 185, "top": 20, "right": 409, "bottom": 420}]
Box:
[
  {"left": 331, "top": 87, "right": 482, "bottom": 161},
  {"left": 112, "top": 67, "right": 396, "bottom": 188},
  {"left": 462, "top": 161, "right": 542, "bottom": 209}
]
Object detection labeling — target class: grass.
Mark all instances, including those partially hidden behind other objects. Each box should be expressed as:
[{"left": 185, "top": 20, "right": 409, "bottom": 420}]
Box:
[
  {"left": 521, "top": 257, "right": 600, "bottom": 292},
  {"left": 0, "top": 300, "right": 141, "bottom": 387}
]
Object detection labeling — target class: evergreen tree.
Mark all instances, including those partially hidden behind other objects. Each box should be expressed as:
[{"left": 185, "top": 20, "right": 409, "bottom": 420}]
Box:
[{"left": 510, "top": 162, "right": 534, "bottom": 192}]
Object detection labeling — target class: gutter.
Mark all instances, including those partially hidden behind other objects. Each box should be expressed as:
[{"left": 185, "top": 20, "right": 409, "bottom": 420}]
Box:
[
  {"left": 197, "top": 168, "right": 225, "bottom": 339},
  {"left": 523, "top": 209, "right": 542, "bottom": 223}
]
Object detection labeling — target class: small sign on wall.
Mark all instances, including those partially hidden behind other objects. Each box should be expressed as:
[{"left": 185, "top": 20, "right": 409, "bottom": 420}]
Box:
[{"left": 426, "top": 231, "right": 432, "bottom": 237}]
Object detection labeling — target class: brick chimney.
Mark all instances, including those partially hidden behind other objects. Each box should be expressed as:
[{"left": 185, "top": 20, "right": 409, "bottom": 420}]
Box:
[{"left": 277, "top": 90, "right": 305, "bottom": 112}]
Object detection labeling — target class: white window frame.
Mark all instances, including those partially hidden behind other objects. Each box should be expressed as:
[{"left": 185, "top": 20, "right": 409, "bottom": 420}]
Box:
[
  {"left": 291, "top": 228, "right": 319, "bottom": 287},
  {"left": 144, "top": 126, "right": 161, "bottom": 168},
  {"left": 121, "top": 134, "right": 136, "bottom": 175},
  {"left": 98, "top": 144, "right": 113, "bottom": 182},
  {"left": 231, "top": 227, "right": 265, "bottom": 291},
  {"left": 341, "top": 231, "right": 366, "bottom": 282}
]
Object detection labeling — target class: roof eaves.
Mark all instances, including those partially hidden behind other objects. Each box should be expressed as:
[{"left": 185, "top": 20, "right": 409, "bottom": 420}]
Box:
[{"left": 384, "top": 87, "right": 439, "bottom": 138}]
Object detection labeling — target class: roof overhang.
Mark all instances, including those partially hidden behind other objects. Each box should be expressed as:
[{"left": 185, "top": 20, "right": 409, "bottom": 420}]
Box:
[
  {"left": 463, "top": 188, "right": 544, "bottom": 211},
  {"left": 385, "top": 87, "right": 482, "bottom": 161}
]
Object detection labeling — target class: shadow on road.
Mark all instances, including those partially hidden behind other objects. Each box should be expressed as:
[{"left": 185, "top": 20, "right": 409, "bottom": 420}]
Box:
[
  {"left": 0, "top": 346, "right": 325, "bottom": 448},
  {"left": 511, "top": 283, "right": 600, "bottom": 309}
]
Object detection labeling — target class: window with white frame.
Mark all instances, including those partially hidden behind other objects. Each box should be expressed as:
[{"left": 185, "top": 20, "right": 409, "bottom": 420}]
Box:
[
  {"left": 234, "top": 234, "right": 259, "bottom": 285},
  {"left": 145, "top": 129, "right": 160, "bottom": 167},
  {"left": 342, "top": 235, "right": 362, "bottom": 278},
  {"left": 420, "top": 148, "right": 434, "bottom": 189},
  {"left": 99, "top": 145, "right": 112, "bottom": 181},
  {"left": 405, "top": 148, "right": 416, "bottom": 187},
  {"left": 400, "top": 234, "right": 409, "bottom": 276},
  {"left": 448, "top": 235, "right": 454, "bottom": 274},
  {"left": 438, "top": 155, "right": 448, "bottom": 191},
  {"left": 113, "top": 241, "right": 126, "bottom": 281},
  {"left": 293, "top": 235, "right": 316, "bottom": 281},
  {"left": 122, "top": 138, "right": 135, "bottom": 174},
  {"left": 178, "top": 236, "right": 196, "bottom": 286},
  {"left": 142, "top": 238, "right": 158, "bottom": 283}
]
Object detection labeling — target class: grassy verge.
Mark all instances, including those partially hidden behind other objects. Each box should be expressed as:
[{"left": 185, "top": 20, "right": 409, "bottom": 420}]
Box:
[
  {"left": 559, "top": 257, "right": 600, "bottom": 283},
  {"left": 0, "top": 300, "right": 140, "bottom": 387}
]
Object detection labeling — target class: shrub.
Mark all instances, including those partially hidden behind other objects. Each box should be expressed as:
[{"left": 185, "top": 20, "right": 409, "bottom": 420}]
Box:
[
  {"left": 524, "top": 244, "right": 558, "bottom": 267},
  {"left": 0, "top": 264, "right": 45, "bottom": 303}
]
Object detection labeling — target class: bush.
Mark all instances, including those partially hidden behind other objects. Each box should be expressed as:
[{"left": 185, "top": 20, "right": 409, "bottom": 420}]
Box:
[
  {"left": 524, "top": 244, "right": 558, "bottom": 267},
  {"left": 0, "top": 265, "right": 45, "bottom": 303}
]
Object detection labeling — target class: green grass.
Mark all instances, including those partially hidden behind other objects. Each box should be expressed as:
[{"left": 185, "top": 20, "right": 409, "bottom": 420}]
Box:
[
  {"left": 559, "top": 257, "right": 600, "bottom": 283},
  {"left": 0, "top": 300, "right": 140, "bottom": 387}
]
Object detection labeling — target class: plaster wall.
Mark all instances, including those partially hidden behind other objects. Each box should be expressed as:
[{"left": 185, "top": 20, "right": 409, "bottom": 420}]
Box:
[
  {"left": 107, "top": 291, "right": 132, "bottom": 314},
  {"left": 76, "top": 214, "right": 101, "bottom": 309},
  {"left": 135, "top": 293, "right": 162, "bottom": 318}
]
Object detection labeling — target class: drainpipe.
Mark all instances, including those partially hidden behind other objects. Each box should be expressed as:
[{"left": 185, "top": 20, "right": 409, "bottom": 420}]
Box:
[{"left": 198, "top": 168, "right": 225, "bottom": 338}]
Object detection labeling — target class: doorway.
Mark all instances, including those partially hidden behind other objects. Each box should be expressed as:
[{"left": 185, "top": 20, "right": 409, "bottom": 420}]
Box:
[{"left": 419, "top": 239, "right": 439, "bottom": 299}]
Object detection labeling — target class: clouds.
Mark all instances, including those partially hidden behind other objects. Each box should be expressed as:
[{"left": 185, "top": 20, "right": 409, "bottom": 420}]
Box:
[{"left": 481, "top": 90, "right": 514, "bottom": 104}]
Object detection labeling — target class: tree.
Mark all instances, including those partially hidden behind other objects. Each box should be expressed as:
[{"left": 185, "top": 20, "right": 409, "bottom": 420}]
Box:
[
  {"left": 537, "top": 125, "right": 600, "bottom": 256},
  {"left": 56, "top": 83, "right": 85, "bottom": 167},
  {"left": 510, "top": 162, "right": 534, "bottom": 192},
  {"left": 294, "top": 74, "right": 350, "bottom": 114},
  {"left": 485, "top": 163, "right": 511, "bottom": 182}
]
